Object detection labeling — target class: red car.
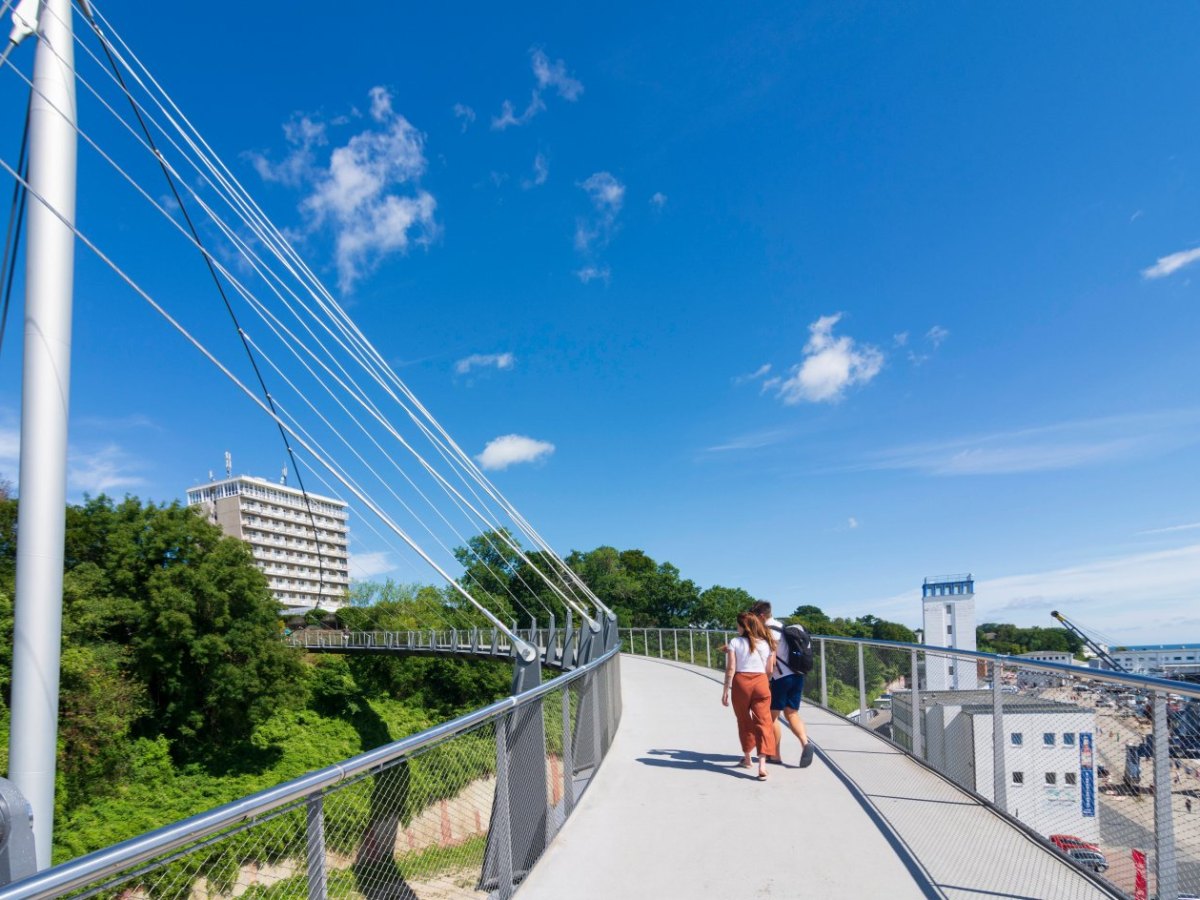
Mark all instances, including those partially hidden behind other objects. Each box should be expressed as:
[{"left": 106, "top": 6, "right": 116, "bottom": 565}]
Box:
[{"left": 1048, "top": 835, "right": 1108, "bottom": 874}]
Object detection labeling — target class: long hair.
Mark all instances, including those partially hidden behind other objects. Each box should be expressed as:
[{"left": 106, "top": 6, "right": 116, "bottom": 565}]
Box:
[{"left": 737, "top": 611, "right": 776, "bottom": 654}]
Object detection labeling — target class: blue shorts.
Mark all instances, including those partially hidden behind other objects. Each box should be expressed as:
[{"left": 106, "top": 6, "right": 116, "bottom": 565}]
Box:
[{"left": 770, "top": 672, "right": 805, "bottom": 711}]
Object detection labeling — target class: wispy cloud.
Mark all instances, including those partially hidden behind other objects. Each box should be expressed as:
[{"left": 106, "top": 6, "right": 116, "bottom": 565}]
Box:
[
  {"left": 649, "top": 192, "right": 667, "bottom": 210},
  {"left": 452, "top": 103, "right": 476, "bottom": 132},
  {"left": 350, "top": 551, "right": 397, "bottom": 580},
  {"left": 574, "top": 264, "right": 611, "bottom": 284},
  {"left": 68, "top": 444, "right": 147, "bottom": 495},
  {"left": 926, "top": 325, "right": 949, "bottom": 348},
  {"left": 704, "top": 428, "right": 791, "bottom": 453},
  {"left": 455, "top": 352, "right": 515, "bottom": 375},
  {"left": 861, "top": 543, "right": 1200, "bottom": 643},
  {"left": 861, "top": 410, "right": 1200, "bottom": 476},
  {"left": 522, "top": 152, "right": 549, "bottom": 189},
  {"left": 0, "top": 424, "right": 147, "bottom": 496},
  {"left": 893, "top": 332, "right": 909, "bottom": 347},
  {"left": 476, "top": 435, "right": 555, "bottom": 471},
  {"left": 575, "top": 172, "right": 624, "bottom": 252},
  {"left": 1142, "top": 245, "right": 1200, "bottom": 280},
  {"left": 733, "top": 364, "right": 771, "bottom": 386},
  {"left": 250, "top": 87, "right": 438, "bottom": 292},
  {"left": 847, "top": 517, "right": 859, "bottom": 530},
  {"left": 492, "top": 48, "right": 582, "bottom": 131},
  {"left": 1138, "top": 521, "right": 1200, "bottom": 536},
  {"left": 770, "top": 313, "right": 883, "bottom": 405}
]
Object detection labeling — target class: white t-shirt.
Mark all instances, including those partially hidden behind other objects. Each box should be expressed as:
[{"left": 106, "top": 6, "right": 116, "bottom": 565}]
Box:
[
  {"left": 766, "top": 617, "right": 793, "bottom": 679},
  {"left": 729, "top": 635, "right": 772, "bottom": 673}
]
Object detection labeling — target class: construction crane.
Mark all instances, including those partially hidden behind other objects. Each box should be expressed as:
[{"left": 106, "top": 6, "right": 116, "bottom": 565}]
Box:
[{"left": 1050, "top": 610, "right": 1127, "bottom": 673}]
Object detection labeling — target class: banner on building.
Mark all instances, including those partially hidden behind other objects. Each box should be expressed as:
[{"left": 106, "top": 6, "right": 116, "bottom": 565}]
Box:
[
  {"left": 1132, "top": 849, "right": 1147, "bottom": 900},
  {"left": 1079, "top": 732, "right": 1096, "bottom": 817}
]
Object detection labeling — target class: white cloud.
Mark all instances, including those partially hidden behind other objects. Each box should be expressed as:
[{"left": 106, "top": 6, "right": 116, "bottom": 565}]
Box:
[
  {"left": 893, "top": 331, "right": 909, "bottom": 347},
  {"left": 522, "top": 152, "right": 549, "bottom": 189},
  {"left": 0, "top": 425, "right": 18, "bottom": 474},
  {"left": 455, "top": 352, "right": 515, "bottom": 375},
  {"left": 862, "top": 544, "right": 1200, "bottom": 643},
  {"left": 476, "top": 434, "right": 555, "bottom": 471},
  {"left": 772, "top": 313, "right": 883, "bottom": 404},
  {"left": 453, "top": 103, "right": 476, "bottom": 131},
  {"left": 861, "top": 410, "right": 1200, "bottom": 476},
  {"left": 733, "top": 364, "right": 771, "bottom": 386},
  {"left": 251, "top": 88, "right": 438, "bottom": 292},
  {"left": 350, "top": 551, "right": 397, "bottom": 580},
  {"left": 491, "top": 49, "right": 582, "bottom": 131},
  {"left": 649, "top": 192, "right": 667, "bottom": 210},
  {"left": 531, "top": 49, "right": 584, "bottom": 101},
  {"left": 575, "top": 264, "right": 611, "bottom": 284},
  {"left": 926, "top": 325, "right": 949, "bottom": 347},
  {"left": 1142, "top": 246, "right": 1200, "bottom": 279},
  {"left": 246, "top": 115, "right": 327, "bottom": 186},
  {"left": 848, "top": 517, "right": 859, "bottom": 530},
  {"left": 575, "top": 171, "right": 625, "bottom": 252}
]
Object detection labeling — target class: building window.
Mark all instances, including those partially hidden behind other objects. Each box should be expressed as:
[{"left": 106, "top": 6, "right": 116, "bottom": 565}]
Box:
[
  {"left": 947, "top": 665, "right": 955, "bottom": 676},
  {"left": 947, "top": 624, "right": 953, "bottom": 635},
  {"left": 1063, "top": 733, "right": 1075, "bottom": 746},
  {"left": 1012, "top": 772, "right": 1024, "bottom": 785},
  {"left": 1011, "top": 733, "right": 1023, "bottom": 746},
  {"left": 1043, "top": 733, "right": 1055, "bottom": 746},
  {"left": 1065, "top": 773, "right": 1077, "bottom": 785},
  {"left": 1045, "top": 772, "right": 1057, "bottom": 785},
  {"left": 945, "top": 604, "right": 952, "bottom": 616}
]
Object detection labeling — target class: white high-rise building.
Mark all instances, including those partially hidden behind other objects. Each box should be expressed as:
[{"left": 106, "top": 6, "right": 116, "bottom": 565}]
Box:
[
  {"left": 922, "top": 574, "right": 977, "bottom": 690},
  {"left": 187, "top": 474, "right": 351, "bottom": 609}
]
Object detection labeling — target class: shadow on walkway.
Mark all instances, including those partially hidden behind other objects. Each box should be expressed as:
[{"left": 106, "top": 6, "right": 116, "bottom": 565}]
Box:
[{"left": 637, "top": 748, "right": 759, "bottom": 779}]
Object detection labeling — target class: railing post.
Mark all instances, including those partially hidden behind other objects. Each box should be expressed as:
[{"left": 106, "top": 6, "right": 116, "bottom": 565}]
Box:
[
  {"left": 305, "top": 794, "right": 326, "bottom": 900},
  {"left": 910, "top": 648, "right": 922, "bottom": 759},
  {"left": 673, "top": 630, "right": 678, "bottom": 661},
  {"left": 992, "top": 660, "right": 1007, "bottom": 812},
  {"left": 857, "top": 643, "right": 867, "bottom": 722},
  {"left": 705, "top": 631, "right": 711, "bottom": 668},
  {"left": 689, "top": 629, "right": 694, "bottom": 665},
  {"left": 561, "top": 683, "right": 575, "bottom": 817},
  {"left": 488, "top": 714, "right": 515, "bottom": 899},
  {"left": 1153, "top": 689, "right": 1178, "bottom": 900},
  {"left": 658, "top": 630, "right": 663, "bottom": 658},
  {"left": 820, "top": 638, "right": 828, "bottom": 708}
]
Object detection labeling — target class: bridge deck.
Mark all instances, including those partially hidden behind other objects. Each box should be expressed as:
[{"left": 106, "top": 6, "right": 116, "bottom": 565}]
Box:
[{"left": 520, "top": 656, "right": 1114, "bottom": 899}]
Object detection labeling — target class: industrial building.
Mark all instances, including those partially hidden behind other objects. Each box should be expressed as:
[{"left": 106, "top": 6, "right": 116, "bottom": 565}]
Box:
[
  {"left": 922, "top": 574, "right": 978, "bottom": 690},
  {"left": 892, "top": 690, "right": 1100, "bottom": 841}
]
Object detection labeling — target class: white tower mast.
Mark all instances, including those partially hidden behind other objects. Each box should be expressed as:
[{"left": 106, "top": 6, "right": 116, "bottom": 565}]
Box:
[{"left": 7, "top": 0, "right": 78, "bottom": 868}]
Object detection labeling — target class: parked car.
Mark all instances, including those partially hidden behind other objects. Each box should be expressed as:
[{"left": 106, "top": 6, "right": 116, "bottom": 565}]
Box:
[{"left": 1048, "top": 835, "right": 1108, "bottom": 873}]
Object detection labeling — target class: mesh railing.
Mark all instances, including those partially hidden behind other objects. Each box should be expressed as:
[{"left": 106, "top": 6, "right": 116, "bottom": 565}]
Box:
[
  {"left": 620, "top": 628, "right": 1200, "bottom": 900},
  {"left": 0, "top": 644, "right": 622, "bottom": 900}
]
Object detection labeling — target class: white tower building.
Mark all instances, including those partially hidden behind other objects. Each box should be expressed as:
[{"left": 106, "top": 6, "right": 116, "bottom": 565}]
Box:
[
  {"left": 187, "top": 473, "right": 351, "bottom": 608},
  {"left": 922, "top": 574, "right": 977, "bottom": 690}
]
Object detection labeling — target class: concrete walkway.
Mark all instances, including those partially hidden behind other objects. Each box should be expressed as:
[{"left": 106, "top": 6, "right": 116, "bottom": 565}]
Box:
[{"left": 519, "top": 655, "right": 1117, "bottom": 899}]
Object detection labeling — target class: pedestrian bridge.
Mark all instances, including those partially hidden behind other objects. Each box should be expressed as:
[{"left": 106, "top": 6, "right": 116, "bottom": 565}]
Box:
[{"left": 2, "top": 629, "right": 1195, "bottom": 900}]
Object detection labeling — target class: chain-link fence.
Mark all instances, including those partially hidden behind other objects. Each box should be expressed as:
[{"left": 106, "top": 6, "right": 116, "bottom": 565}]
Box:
[
  {"left": 0, "top": 644, "right": 622, "bottom": 900},
  {"left": 622, "top": 629, "right": 1200, "bottom": 900}
]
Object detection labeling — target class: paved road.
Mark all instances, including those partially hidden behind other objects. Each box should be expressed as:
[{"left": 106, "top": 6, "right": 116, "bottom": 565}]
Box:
[{"left": 519, "top": 655, "right": 1118, "bottom": 899}]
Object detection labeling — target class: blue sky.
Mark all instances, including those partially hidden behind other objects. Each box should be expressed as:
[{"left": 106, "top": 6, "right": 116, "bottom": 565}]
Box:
[{"left": 1, "top": 1, "right": 1199, "bottom": 642}]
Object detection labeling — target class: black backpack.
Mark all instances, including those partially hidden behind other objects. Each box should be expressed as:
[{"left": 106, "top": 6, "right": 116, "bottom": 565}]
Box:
[{"left": 772, "top": 623, "right": 815, "bottom": 675}]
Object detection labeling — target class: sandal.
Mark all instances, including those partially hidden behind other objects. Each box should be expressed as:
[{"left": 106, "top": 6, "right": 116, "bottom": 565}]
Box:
[{"left": 756, "top": 772, "right": 768, "bottom": 781}]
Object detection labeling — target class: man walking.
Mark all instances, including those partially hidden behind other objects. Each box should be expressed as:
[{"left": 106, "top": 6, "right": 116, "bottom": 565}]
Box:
[{"left": 752, "top": 600, "right": 815, "bottom": 768}]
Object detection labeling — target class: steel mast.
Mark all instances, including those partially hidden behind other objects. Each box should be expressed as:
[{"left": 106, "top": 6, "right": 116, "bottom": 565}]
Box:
[{"left": 7, "top": 0, "right": 78, "bottom": 868}]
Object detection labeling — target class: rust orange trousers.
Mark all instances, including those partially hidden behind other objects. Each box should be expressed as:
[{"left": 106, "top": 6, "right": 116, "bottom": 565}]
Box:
[{"left": 731, "top": 672, "right": 777, "bottom": 758}]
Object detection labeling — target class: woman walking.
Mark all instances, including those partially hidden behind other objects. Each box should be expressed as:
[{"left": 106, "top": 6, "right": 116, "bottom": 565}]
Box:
[{"left": 722, "top": 611, "right": 778, "bottom": 780}]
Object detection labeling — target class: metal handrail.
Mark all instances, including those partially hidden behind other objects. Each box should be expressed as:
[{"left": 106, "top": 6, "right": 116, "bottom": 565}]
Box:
[
  {"left": 0, "top": 644, "right": 620, "bottom": 900},
  {"left": 618, "top": 627, "right": 1200, "bottom": 701}
]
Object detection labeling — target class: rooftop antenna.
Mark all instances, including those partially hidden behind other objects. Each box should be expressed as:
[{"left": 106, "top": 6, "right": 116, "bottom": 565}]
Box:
[
  {"left": 280, "top": 464, "right": 287, "bottom": 486},
  {"left": 224, "top": 450, "right": 232, "bottom": 477}
]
